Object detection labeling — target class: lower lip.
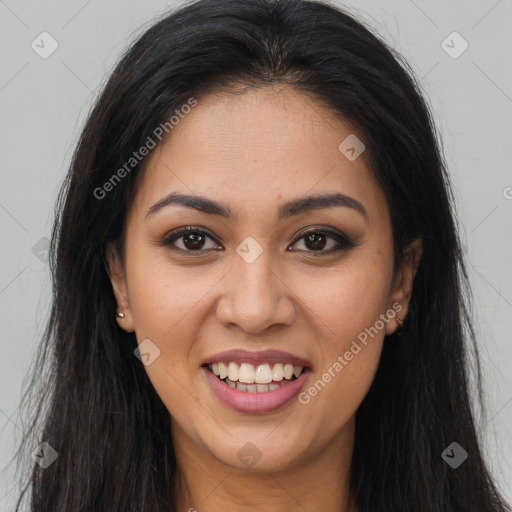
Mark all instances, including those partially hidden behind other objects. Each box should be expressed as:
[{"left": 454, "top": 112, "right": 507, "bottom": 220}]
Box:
[{"left": 202, "top": 366, "right": 311, "bottom": 414}]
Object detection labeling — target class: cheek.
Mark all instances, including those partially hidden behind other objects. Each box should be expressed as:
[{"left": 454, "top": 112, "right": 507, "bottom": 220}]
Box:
[
  {"left": 127, "top": 249, "right": 212, "bottom": 337},
  {"left": 296, "top": 275, "right": 387, "bottom": 437},
  {"left": 292, "top": 255, "right": 392, "bottom": 350},
  {"left": 124, "top": 252, "right": 211, "bottom": 423},
  {"left": 290, "top": 254, "right": 390, "bottom": 424},
  {"left": 124, "top": 249, "right": 219, "bottom": 400}
]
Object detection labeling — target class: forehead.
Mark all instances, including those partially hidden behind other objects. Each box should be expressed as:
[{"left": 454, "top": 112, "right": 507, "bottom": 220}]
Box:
[{"left": 130, "top": 85, "right": 388, "bottom": 226}]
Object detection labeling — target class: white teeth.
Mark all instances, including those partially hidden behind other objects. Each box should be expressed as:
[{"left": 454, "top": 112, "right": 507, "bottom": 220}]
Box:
[
  {"left": 235, "top": 381, "right": 247, "bottom": 392},
  {"left": 221, "top": 377, "right": 293, "bottom": 393},
  {"left": 227, "top": 362, "right": 238, "bottom": 381},
  {"left": 272, "top": 363, "right": 284, "bottom": 381},
  {"left": 239, "top": 362, "right": 255, "bottom": 383},
  {"left": 255, "top": 364, "right": 273, "bottom": 384},
  {"left": 218, "top": 362, "right": 228, "bottom": 379},
  {"left": 207, "top": 361, "right": 306, "bottom": 387}
]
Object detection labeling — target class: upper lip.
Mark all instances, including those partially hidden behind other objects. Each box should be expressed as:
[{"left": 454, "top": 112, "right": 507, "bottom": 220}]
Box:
[{"left": 202, "top": 349, "right": 312, "bottom": 368}]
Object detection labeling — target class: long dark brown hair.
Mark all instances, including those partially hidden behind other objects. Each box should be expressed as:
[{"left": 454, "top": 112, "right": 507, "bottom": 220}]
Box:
[{"left": 12, "top": 0, "right": 511, "bottom": 510}]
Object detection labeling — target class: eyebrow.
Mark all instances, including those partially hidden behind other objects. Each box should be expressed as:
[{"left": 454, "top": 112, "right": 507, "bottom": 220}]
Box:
[{"left": 145, "top": 191, "right": 368, "bottom": 221}]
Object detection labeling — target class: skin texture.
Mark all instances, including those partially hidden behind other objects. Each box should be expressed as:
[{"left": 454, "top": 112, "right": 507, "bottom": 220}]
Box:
[{"left": 107, "top": 85, "right": 422, "bottom": 512}]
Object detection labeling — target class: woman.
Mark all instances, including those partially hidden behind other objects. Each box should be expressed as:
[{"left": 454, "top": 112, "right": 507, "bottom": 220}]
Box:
[{"left": 13, "top": 0, "right": 511, "bottom": 510}]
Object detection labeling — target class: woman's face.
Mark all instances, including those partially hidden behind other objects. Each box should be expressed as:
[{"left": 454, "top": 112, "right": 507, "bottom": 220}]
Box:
[{"left": 108, "top": 85, "right": 421, "bottom": 473}]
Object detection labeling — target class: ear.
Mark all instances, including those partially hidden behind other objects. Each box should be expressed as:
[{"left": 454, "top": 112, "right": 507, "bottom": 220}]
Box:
[
  {"left": 105, "top": 241, "right": 135, "bottom": 333},
  {"left": 385, "top": 237, "right": 423, "bottom": 335}
]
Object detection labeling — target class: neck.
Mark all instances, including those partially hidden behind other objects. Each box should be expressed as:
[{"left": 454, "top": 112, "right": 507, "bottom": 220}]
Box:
[{"left": 170, "top": 417, "right": 358, "bottom": 512}]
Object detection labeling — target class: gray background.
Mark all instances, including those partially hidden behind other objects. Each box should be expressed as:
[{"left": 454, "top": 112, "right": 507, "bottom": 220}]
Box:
[{"left": 1, "top": 0, "right": 511, "bottom": 509}]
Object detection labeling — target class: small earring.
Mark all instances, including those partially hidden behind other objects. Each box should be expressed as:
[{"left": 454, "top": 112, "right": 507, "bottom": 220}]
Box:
[
  {"left": 396, "top": 315, "right": 403, "bottom": 326},
  {"left": 117, "top": 311, "right": 125, "bottom": 318}
]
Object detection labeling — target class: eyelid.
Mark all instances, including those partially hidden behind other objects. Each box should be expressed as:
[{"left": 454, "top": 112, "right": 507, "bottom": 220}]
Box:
[
  {"left": 291, "top": 225, "right": 354, "bottom": 245},
  {"left": 161, "top": 225, "right": 356, "bottom": 255},
  {"left": 288, "top": 226, "right": 357, "bottom": 254},
  {"left": 161, "top": 226, "right": 223, "bottom": 250}
]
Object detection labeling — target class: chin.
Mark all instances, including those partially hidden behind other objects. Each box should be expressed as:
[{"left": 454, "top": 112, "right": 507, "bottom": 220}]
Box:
[{"left": 203, "top": 428, "right": 311, "bottom": 473}]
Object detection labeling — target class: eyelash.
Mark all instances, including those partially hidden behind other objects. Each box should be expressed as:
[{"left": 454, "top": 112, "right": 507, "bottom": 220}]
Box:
[{"left": 161, "top": 226, "right": 356, "bottom": 256}]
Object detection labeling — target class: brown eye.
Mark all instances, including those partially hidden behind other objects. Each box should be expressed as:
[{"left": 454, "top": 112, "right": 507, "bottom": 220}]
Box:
[
  {"left": 289, "top": 228, "right": 355, "bottom": 255},
  {"left": 182, "top": 232, "right": 207, "bottom": 250},
  {"left": 162, "top": 227, "right": 221, "bottom": 252},
  {"left": 302, "top": 232, "right": 331, "bottom": 251}
]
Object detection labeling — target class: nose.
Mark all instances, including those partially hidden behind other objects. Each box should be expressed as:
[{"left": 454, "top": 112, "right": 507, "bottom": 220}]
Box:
[{"left": 215, "top": 251, "right": 296, "bottom": 334}]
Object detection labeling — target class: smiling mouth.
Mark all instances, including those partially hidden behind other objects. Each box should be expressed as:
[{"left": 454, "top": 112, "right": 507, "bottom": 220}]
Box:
[{"left": 204, "top": 362, "right": 306, "bottom": 393}]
